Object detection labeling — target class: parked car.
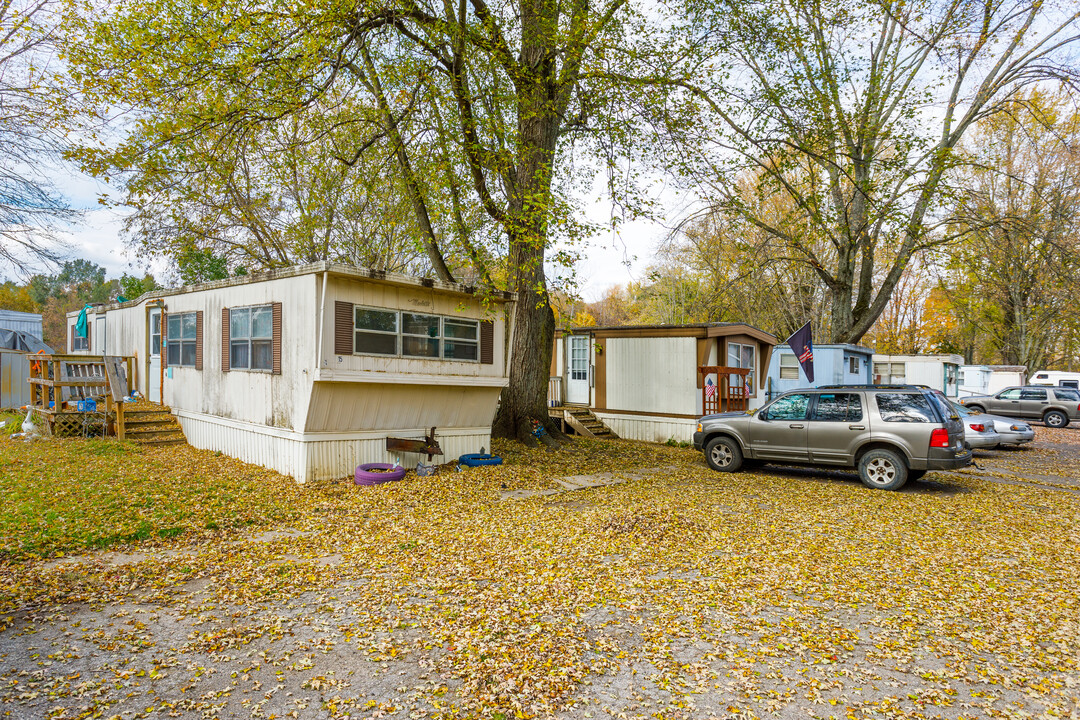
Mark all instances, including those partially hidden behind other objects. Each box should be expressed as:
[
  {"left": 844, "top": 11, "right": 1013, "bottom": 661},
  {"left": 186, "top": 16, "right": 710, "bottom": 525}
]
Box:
[
  {"left": 692, "top": 385, "right": 971, "bottom": 491},
  {"left": 958, "top": 386, "right": 1080, "bottom": 428},
  {"left": 950, "top": 402, "right": 1035, "bottom": 447},
  {"left": 955, "top": 409, "right": 1001, "bottom": 449}
]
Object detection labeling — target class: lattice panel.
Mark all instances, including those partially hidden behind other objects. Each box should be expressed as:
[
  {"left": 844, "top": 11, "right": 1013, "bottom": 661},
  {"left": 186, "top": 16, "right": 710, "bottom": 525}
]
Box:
[{"left": 49, "top": 413, "right": 109, "bottom": 438}]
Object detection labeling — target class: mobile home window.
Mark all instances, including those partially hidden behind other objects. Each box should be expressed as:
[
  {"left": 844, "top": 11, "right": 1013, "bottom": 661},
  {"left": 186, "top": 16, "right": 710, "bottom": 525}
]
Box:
[
  {"left": 849, "top": 356, "right": 860, "bottom": 374},
  {"left": 230, "top": 305, "right": 273, "bottom": 370},
  {"left": 354, "top": 308, "right": 398, "bottom": 355},
  {"left": 873, "top": 362, "right": 905, "bottom": 384},
  {"left": 779, "top": 353, "right": 800, "bottom": 379},
  {"left": 443, "top": 318, "right": 479, "bottom": 360},
  {"left": 402, "top": 313, "right": 440, "bottom": 358},
  {"left": 728, "top": 342, "right": 755, "bottom": 393},
  {"left": 72, "top": 329, "right": 89, "bottom": 351},
  {"left": 352, "top": 308, "right": 480, "bottom": 362},
  {"left": 167, "top": 312, "right": 198, "bottom": 367}
]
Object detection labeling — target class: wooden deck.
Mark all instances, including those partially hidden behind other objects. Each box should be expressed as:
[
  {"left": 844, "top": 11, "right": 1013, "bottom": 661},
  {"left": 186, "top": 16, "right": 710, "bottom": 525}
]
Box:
[{"left": 27, "top": 354, "right": 135, "bottom": 438}]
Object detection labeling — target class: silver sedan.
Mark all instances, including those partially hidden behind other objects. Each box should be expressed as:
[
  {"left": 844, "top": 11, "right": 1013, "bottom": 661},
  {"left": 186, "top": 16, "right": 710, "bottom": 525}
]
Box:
[{"left": 952, "top": 402, "right": 1035, "bottom": 447}]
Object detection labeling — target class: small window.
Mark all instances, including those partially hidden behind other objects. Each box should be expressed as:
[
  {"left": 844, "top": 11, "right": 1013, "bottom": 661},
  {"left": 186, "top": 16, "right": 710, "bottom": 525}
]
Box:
[
  {"left": 998, "top": 388, "right": 1022, "bottom": 400},
  {"left": 1052, "top": 388, "right": 1079, "bottom": 401},
  {"left": 849, "top": 356, "right": 860, "bottom": 374},
  {"left": 779, "top": 353, "right": 800, "bottom": 380},
  {"left": 812, "top": 393, "right": 863, "bottom": 422},
  {"left": 1020, "top": 388, "right": 1047, "bottom": 400},
  {"left": 443, "top": 318, "right": 479, "bottom": 361},
  {"left": 355, "top": 307, "right": 398, "bottom": 355},
  {"left": 230, "top": 306, "right": 273, "bottom": 370},
  {"left": 873, "top": 362, "right": 906, "bottom": 384},
  {"left": 151, "top": 312, "right": 161, "bottom": 356},
  {"left": 1035, "top": 373, "right": 1048, "bottom": 379},
  {"left": 766, "top": 393, "right": 811, "bottom": 421},
  {"left": 72, "top": 330, "right": 88, "bottom": 351},
  {"left": 402, "top": 313, "right": 440, "bottom": 358},
  {"left": 167, "top": 312, "right": 198, "bottom": 367},
  {"left": 875, "top": 393, "right": 935, "bottom": 423}
]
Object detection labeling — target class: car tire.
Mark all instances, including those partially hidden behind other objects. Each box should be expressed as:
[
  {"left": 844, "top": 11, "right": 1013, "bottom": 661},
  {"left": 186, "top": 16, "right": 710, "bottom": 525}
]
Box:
[
  {"left": 857, "top": 449, "right": 908, "bottom": 491},
  {"left": 1044, "top": 410, "right": 1069, "bottom": 428},
  {"left": 966, "top": 405, "right": 985, "bottom": 414},
  {"left": 704, "top": 436, "right": 743, "bottom": 473}
]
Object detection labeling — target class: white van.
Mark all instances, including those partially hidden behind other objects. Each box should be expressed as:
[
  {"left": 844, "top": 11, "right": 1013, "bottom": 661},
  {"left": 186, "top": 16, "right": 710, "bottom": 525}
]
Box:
[{"left": 1029, "top": 370, "right": 1080, "bottom": 389}]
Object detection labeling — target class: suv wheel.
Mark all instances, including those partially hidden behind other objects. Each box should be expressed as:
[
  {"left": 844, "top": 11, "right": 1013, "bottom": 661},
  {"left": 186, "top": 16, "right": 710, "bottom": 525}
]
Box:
[
  {"left": 858, "top": 449, "right": 908, "bottom": 491},
  {"left": 965, "top": 404, "right": 985, "bottom": 414},
  {"left": 704, "top": 436, "right": 743, "bottom": 473},
  {"left": 1044, "top": 410, "right": 1069, "bottom": 428}
]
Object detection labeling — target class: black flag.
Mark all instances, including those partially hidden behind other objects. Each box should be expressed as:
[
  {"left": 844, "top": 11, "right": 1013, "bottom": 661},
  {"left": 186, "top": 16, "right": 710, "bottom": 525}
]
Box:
[{"left": 786, "top": 322, "right": 815, "bottom": 383}]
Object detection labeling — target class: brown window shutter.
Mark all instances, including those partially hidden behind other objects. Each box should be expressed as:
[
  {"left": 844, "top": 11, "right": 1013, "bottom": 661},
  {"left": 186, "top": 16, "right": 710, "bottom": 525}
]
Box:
[
  {"left": 70, "top": 324, "right": 74, "bottom": 353},
  {"left": 86, "top": 321, "right": 92, "bottom": 351},
  {"left": 272, "top": 302, "right": 282, "bottom": 375},
  {"left": 334, "top": 301, "right": 354, "bottom": 356},
  {"left": 480, "top": 320, "right": 494, "bottom": 365},
  {"left": 221, "top": 308, "right": 230, "bottom": 372},
  {"left": 195, "top": 311, "right": 203, "bottom": 370}
]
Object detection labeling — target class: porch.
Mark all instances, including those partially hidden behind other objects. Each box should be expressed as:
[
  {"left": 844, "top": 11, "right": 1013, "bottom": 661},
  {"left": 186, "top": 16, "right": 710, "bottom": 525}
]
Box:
[{"left": 698, "top": 365, "right": 751, "bottom": 414}]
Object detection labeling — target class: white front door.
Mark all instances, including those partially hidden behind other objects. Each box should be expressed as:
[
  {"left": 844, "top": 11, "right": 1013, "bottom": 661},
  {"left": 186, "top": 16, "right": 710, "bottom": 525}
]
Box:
[
  {"left": 566, "top": 335, "right": 590, "bottom": 404},
  {"left": 148, "top": 308, "right": 162, "bottom": 402}
]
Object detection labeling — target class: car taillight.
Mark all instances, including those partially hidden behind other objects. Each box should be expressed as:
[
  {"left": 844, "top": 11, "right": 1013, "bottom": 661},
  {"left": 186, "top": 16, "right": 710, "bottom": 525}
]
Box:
[
  {"left": 969, "top": 423, "right": 985, "bottom": 432},
  {"left": 930, "top": 428, "right": 950, "bottom": 448}
]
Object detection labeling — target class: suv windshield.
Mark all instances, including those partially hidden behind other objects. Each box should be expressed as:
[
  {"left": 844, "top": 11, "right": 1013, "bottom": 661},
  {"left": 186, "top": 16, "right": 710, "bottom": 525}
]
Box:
[{"left": 875, "top": 393, "right": 938, "bottom": 423}]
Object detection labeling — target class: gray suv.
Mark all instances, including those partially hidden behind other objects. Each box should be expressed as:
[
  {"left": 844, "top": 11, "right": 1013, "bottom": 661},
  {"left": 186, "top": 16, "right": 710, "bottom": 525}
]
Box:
[
  {"left": 692, "top": 386, "right": 972, "bottom": 491},
  {"left": 959, "top": 386, "right": 1080, "bottom": 428}
]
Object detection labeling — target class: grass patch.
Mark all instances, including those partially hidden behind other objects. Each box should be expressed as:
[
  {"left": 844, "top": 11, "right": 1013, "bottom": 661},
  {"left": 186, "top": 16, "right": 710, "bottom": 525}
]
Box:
[{"left": 0, "top": 437, "right": 315, "bottom": 560}]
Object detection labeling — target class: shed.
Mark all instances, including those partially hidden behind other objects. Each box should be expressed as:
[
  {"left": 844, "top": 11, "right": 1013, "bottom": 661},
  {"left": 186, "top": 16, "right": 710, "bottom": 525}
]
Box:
[
  {"left": 0, "top": 312, "right": 52, "bottom": 410},
  {"left": 66, "top": 263, "right": 515, "bottom": 482},
  {"left": 550, "top": 323, "right": 777, "bottom": 444},
  {"left": 873, "top": 353, "right": 964, "bottom": 398},
  {"left": 0, "top": 309, "right": 43, "bottom": 340},
  {"left": 766, "top": 343, "right": 873, "bottom": 399}
]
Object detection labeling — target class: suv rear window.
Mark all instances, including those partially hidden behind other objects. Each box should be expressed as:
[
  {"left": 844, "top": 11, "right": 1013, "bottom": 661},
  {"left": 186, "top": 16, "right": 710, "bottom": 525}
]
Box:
[
  {"left": 875, "top": 393, "right": 937, "bottom": 423},
  {"left": 1053, "top": 388, "right": 1080, "bottom": 401},
  {"left": 812, "top": 393, "right": 863, "bottom": 422}
]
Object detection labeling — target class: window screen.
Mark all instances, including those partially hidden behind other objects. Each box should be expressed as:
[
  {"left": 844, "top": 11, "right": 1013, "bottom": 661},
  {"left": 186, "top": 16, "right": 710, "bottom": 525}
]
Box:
[
  {"left": 355, "top": 308, "right": 398, "bottom": 355},
  {"left": 779, "top": 353, "right": 799, "bottom": 379}
]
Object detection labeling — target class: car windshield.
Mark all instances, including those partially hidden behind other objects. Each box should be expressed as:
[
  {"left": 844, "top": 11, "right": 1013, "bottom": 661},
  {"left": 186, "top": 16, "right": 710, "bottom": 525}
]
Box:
[{"left": 951, "top": 401, "right": 973, "bottom": 416}]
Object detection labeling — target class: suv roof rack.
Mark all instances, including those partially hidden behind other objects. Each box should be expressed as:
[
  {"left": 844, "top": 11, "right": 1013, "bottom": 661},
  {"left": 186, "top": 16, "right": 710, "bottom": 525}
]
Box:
[{"left": 815, "top": 384, "right": 928, "bottom": 390}]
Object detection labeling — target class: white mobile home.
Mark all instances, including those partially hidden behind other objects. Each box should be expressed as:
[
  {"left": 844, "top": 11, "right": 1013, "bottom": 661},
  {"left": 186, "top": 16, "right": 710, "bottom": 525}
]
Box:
[
  {"left": 1029, "top": 370, "right": 1080, "bottom": 389},
  {"left": 873, "top": 353, "right": 964, "bottom": 398},
  {"left": 67, "top": 263, "right": 514, "bottom": 482},
  {"left": 551, "top": 323, "right": 777, "bottom": 444}
]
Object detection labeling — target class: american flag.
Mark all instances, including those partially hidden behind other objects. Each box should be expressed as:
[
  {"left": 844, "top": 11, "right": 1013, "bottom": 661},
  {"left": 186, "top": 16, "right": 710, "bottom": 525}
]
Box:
[{"left": 705, "top": 376, "right": 716, "bottom": 398}]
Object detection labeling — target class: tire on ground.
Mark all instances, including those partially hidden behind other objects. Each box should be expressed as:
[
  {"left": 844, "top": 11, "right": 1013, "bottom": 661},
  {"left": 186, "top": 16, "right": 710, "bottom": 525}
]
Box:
[
  {"left": 1044, "top": 410, "right": 1069, "bottom": 428},
  {"left": 857, "top": 448, "right": 908, "bottom": 491},
  {"left": 704, "top": 436, "right": 743, "bottom": 473}
]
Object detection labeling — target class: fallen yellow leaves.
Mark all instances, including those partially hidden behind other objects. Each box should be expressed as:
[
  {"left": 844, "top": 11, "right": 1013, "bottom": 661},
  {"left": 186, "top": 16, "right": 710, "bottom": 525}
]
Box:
[{"left": 0, "top": 434, "right": 1077, "bottom": 719}]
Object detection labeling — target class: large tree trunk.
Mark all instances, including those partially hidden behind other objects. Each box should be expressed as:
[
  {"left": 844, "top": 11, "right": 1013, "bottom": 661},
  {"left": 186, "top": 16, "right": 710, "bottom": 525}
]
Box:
[{"left": 492, "top": 258, "right": 559, "bottom": 445}]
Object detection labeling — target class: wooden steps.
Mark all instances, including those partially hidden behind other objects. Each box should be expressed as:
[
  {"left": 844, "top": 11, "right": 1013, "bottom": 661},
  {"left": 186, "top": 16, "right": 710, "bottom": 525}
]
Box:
[
  {"left": 122, "top": 407, "right": 187, "bottom": 446},
  {"left": 563, "top": 407, "right": 618, "bottom": 439}
]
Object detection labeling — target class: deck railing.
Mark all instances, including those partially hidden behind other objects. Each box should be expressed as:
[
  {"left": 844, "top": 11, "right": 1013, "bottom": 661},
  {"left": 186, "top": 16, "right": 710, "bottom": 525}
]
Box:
[
  {"left": 698, "top": 365, "right": 751, "bottom": 414},
  {"left": 548, "top": 376, "right": 563, "bottom": 407},
  {"left": 27, "top": 354, "right": 134, "bottom": 437}
]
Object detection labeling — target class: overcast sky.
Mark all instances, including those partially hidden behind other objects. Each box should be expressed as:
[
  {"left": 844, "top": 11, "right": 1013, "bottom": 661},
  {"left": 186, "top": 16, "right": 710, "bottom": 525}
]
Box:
[{"left": 31, "top": 164, "right": 676, "bottom": 302}]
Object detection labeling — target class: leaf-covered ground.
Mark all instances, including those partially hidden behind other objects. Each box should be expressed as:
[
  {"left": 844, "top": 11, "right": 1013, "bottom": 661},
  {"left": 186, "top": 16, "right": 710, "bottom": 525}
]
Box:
[{"left": 0, "top": 429, "right": 1078, "bottom": 719}]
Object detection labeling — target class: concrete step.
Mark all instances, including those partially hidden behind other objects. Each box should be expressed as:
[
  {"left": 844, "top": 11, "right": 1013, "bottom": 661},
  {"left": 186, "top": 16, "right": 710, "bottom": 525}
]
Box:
[{"left": 127, "top": 428, "right": 185, "bottom": 440}]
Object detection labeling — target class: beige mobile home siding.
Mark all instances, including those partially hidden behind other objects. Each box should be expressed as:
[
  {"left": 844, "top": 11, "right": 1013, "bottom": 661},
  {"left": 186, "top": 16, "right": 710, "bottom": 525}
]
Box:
[{"left": 604, "top": 337, "right": 699, "bottom": 415}]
